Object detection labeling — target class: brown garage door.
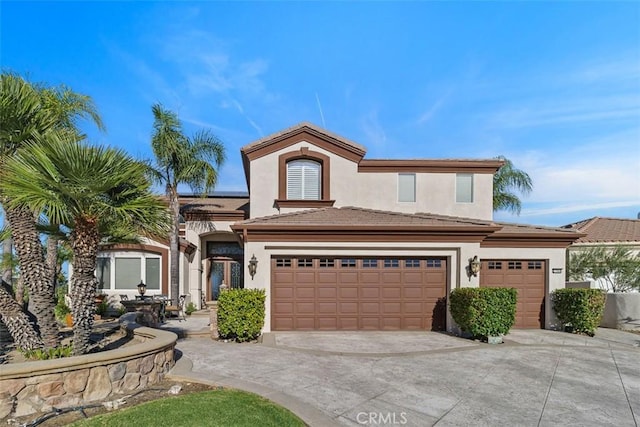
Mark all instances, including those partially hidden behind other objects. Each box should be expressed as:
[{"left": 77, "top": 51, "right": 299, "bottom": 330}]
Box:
[
  {"left": 480, "top": 260, "right": 546, "bottom": 329},
  {"left": 271, "top": 257, "right": 447, "bottom": 331}
]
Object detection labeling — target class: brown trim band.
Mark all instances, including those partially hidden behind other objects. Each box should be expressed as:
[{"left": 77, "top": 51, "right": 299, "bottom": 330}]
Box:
[
  {"left": 243, "top": 127, "right": 366, "bottom": 162},
  {"left": 358, "top": 159, "right": 504, "bottom": 174},
  {"left": 275, "top": 200, "right": 336, "bottom": 208}
]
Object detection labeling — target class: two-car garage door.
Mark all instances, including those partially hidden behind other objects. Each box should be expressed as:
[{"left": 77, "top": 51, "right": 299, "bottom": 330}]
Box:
[{"left": 271, "top": 257, "right": 447, "bottom": 331}]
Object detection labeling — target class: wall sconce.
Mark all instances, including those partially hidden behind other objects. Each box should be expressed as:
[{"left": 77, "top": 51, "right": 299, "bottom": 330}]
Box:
[
  {"left": 137, "top": 280, "right": 146, "bottom": 296},
  {"left": 469, "top": 256, "right": 481, "bottom": 277},
  {"left": 248, "top": 255, "right": 258, "bottom": 280}
]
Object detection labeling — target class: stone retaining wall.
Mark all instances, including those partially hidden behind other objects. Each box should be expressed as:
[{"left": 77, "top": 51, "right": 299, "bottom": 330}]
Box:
[{"left": 0, "top": 314, "right": 177, "bottom": 419}]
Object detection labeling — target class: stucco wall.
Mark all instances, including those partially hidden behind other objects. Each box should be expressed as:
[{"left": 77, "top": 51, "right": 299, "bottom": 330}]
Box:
[
  {"left": 248, "top": 140, "right": 494, "bottom": 220},
  {"left": 601, "top": 293, "right": 640, "bottom": 330}
]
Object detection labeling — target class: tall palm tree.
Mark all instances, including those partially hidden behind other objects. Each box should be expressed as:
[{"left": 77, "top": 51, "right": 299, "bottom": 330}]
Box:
[
  {"left": 149, "top": 104, "right": 225, "bottom": 301},
  {"left": 0, "top": 135, "right": 170, "bottom": 355},
  {"left": 0, "top": 73, "right": 59, "bottom": 348},
  {"left": 0, "top": 72, "right": 105, "bottom": 350},
  {"left": 493, "top": 156, "right": 533, "bottom": 215}
]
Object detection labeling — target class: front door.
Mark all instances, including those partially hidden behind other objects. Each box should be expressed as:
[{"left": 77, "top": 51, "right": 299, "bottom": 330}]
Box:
[{"left": 208, "top": 259, "right": 244, "bottom": 301}]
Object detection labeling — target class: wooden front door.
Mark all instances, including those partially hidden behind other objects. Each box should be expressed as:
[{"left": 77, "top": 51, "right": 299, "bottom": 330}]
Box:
[{"left": 208, "top": 259, "right": 244, "bottom": 301}]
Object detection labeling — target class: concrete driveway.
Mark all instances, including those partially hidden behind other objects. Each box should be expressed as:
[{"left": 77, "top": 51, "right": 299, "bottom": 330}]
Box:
[{"left": 169, "top": 329, "right": 639, "bottom": 427}]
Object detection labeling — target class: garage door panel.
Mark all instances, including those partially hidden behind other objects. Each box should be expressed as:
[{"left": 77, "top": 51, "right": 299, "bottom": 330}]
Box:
[
  {"left": 338, "top": 272, "right": 358, "bottom": 283},
  {"left": 296, "top": 288, "right": 315, "bottom": 299},
  {"left": 360, "top": 286, "right": 380, "bottom": 299},
  {"left": 272, "top": 257, "right": 447, "bottom": 331},
  {"left": 318, "top": 318, "right": 337, "bottom": 329},
  {"left": 340, "top": 287, "right": 358, "bottom": 298},
  {"left": 317, "top": 286, "right": 337, "bottom": 299},
  {"left": 317, "top": 302, "right": 337, "bottom": 314},
  {"left": 382, "top": 302, "right": 401, "bottom": 313},
  {"left": 403, "top": 287, "right": 424, "bottom": 299},
  {"left": 296, "top": 302, "right": 315, "bottom": 314},
  {"left": 382, "top": 287, "right": 402, "bottom": 298},
  {"left": 295, "top": 272, "right": 316, "bottom": 283},
  {"left": 318, "top": 272, "right": 338, "bottom": 283},
  {"left": 340, "top": 302, "right": 358, "bottom": 313},
  {"left": 361, "top": 302, "right": 380, "bottom": 314}
]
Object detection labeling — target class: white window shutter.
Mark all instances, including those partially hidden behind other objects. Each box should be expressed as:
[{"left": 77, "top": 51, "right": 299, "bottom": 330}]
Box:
[{"left": 287, "top": 160, "right": 321, "bottom": 200}]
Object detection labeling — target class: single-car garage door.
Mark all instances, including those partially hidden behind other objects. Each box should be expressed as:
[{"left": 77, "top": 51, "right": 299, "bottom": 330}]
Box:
[
  {"left": 271, "top": 257, "right": 447, "bottom": 331},
  {"left": 480, "top": 260, "right": 546, "bottom": 329}
]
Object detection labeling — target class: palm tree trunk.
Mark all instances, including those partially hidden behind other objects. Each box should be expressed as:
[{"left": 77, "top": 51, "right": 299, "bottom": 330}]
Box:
[
  {"left": 69, "top": 219, "right": 100, "bottom": 355},
  {"left": 0, "top": 279, "right": 44, "bottom": 350},
  {"left": 46, "top": 236, "right": 59, "bottom": 292},
  {"left": 5, "top": 205, "right": 60, "bottom": 349},
  {"left": 168, "top": 185, "right": 180, "bottom": 301},
  {"left": 1, "top": 216, "right": 12, "bottom": 284}
]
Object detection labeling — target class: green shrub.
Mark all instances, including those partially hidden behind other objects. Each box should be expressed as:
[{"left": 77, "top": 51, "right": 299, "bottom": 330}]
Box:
[
  {"left": 185, "top": 302, "right": 197, "bottom": 315},
  {"left": 96, "top": 300, "right": 109, "bottom": 316},
  {"left": 551, "top": 288, "right": 606, "bottom": 336},
  {"left": 450, "top": 287, "right": 517, "bottom": 339},
  {"left": 54, "top": 301, "right": 71, "bottom": 322},
  {"left": 218, "top": 289, "right": 266, "bottom": 342},
  {"left": 21, "top": 344, "right": 73, "bottom": 360}
]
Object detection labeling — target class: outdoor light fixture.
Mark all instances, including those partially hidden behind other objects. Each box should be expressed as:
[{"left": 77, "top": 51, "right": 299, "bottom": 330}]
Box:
[
  {"left": 137, "top": 280, "right": 147, "bottom": 296},
  {"left": 469, "top": 256, "right": 481, "bottom": 277},
  {"left": 248, "top": 255, "right": 258, "bottom": 280}
]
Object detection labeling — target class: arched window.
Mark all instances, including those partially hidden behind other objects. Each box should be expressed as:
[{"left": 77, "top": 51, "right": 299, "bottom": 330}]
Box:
[{"left": 287, "top": 160, "right": 321, "bottom": 200}]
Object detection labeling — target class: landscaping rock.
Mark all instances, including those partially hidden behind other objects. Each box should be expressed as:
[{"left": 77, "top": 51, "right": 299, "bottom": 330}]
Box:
[
  {"left": 109, "top": 362, "right": 127, "bottom": 382},
  {"left": 64, "top": 369, "right": 89, "bottom": 394},
  {"left": 37, "top": 381, "right": 65, "bottom": 398},
  {"left": 84, "top": 367, "right": 112, "bottom": 401}
]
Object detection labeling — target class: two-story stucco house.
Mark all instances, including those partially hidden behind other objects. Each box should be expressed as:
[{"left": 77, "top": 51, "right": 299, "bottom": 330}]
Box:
[{"left": 98, "top": 123, "right": 582, "bottom": 332}]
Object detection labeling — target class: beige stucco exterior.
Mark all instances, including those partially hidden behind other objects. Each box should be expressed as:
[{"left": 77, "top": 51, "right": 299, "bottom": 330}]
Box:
[{"left": 249, "top": 140, "right": 494, "bottom": 220}]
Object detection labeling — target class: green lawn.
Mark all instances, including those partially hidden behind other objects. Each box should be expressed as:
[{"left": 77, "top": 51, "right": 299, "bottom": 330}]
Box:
[{"left": 70, "top": 389, "right": 306, "bottom": 427}]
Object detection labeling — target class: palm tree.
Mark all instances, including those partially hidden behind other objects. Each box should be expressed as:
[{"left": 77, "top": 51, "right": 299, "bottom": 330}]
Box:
[
  {"left": 493, "top": 156, "right": 533, "bottom": 215},
  {"left": 0, "top": 72, "right": 105, "bottom": 350},
  {"left": 0, "top": 135, "right": 170, "bottom": 355},
  {"left": 149, "top": 104, "right": 225, "bottom": 301},
  {"left": 0, "top": 73, "right": 59, "bottom": 348}
]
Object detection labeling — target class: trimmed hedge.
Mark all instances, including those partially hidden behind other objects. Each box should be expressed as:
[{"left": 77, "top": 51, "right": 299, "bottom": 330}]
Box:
[
  {"left": 551, "top": 288, "right": 605, "bottom": 336},
  {"left": 217, "top": 289, "right": 266, "bottom": 342},
  {"left": 450, "top": 287, "right": 517, "bottom": 339}
]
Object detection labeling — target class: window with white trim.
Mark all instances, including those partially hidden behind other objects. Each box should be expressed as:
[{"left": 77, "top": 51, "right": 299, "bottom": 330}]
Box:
[
  {"left": 456, "top": 173, "right": 474, "bottom": 203},
  {"left": 398, "top": 173, "right": 416, "bottom": 202},
  {"left": 287, "top": 160, "right": 321, "bottom": 200},
  {"left": 96, "top": 252, "right": 161, "bottom": 291}
]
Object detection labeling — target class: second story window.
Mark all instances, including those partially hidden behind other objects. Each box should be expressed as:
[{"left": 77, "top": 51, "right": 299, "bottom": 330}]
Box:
[
  {"left": 287, "top": 160, "right": 321, "bottom": 200},
  {"left": 456, "top": 173, "right": 474, "bottom": 203},
  {"left": 398, "top": 173, "right": 416, "bottom": 202}
]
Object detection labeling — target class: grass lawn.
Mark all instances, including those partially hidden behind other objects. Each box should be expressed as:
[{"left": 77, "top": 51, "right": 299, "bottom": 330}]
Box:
[{"left": 69, "top": 389, "right": 306, "bottom": 427}]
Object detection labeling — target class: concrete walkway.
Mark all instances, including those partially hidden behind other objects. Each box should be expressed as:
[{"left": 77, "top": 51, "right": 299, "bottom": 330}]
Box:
[{"left": 165, "top": 317, "right": 639, "bottom": 427}]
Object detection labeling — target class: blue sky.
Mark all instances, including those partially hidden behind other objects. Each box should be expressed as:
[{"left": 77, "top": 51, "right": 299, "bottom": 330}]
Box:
[{"left": 2, "top": 1, "right": 639, "bottom": 227}]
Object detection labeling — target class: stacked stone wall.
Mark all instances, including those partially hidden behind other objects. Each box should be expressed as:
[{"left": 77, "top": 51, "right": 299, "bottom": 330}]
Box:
[{"left": 0, "top": 317, "right": 177, "bottom": 419}]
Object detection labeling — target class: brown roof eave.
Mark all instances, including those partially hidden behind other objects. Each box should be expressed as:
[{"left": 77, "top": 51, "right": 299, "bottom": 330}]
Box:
[
  {"left": 231, "top": 223, "right": 502, "bottom": 234},
  {"left": 481, "top": 232, "right": 586, "bottom": 248}
]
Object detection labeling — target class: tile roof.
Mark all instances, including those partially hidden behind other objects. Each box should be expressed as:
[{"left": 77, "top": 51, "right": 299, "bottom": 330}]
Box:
[
  {"left": 238, "top": 207, "right": 495, "bottom": 227},
  {"left": 563, "top": 217, "right": 640, "bottom": 243},
  {"left": 179, "top": 196, "right": 249, "bottom": 214}
]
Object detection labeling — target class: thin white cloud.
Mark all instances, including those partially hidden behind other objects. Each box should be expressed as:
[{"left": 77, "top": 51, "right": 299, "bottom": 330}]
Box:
[
  {"left": 417, "top": 89, "right": 452, "bottom": 124},
  {"left": 360, "top": 109, "right": 387, "bottom": 150}
]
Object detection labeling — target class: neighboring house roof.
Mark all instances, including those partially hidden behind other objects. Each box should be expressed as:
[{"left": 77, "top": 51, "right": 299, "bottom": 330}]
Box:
[
  {"left": 562, "top": 217, "right": 640, "bottom": 244},
  {"left": 232, "top": 207, "right": 582, "bottom": 247},
  {"left": 179, "top": 195, "right": 249, "bottom": 221}
]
